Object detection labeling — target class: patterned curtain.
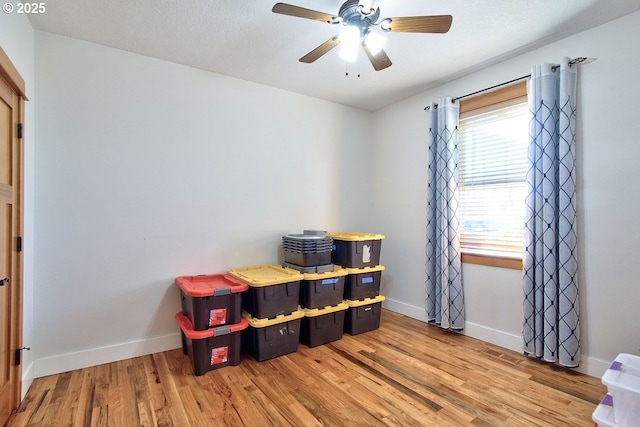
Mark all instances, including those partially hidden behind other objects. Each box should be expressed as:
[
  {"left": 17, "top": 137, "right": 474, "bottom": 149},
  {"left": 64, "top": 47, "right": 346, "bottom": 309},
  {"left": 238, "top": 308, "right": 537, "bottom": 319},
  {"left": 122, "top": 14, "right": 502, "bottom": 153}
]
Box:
[
  {"left": 523, "top": 57, "right": 579, "bottom": 367},
  {"left": 426, "top": 97, "right": 465, "bottom": 330}
]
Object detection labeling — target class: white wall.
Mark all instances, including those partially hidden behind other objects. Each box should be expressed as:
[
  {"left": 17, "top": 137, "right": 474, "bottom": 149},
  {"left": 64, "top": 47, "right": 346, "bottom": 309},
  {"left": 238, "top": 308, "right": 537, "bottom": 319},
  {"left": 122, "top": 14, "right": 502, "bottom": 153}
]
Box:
[
  {"left": 373, "top": 10, "right": 640, "bottom": 377},
  {"left": 32, "top": 32, "right": 374, "bottom": 376},
  {"left": 0, "top": 12, "right": 36, "bottom": 396},
  {"left": 14, "top": 6, "right": 640, "bottom": 384}
]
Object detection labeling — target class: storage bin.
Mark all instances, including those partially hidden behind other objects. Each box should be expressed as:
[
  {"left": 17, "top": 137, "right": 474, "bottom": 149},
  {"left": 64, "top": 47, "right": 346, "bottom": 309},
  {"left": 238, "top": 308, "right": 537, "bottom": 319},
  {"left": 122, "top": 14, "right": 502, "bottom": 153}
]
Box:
[
  {"left": 282, "top": 262, "right": 334, "bottom": 274},
  {"left": 283, "top": 242, "right": 333, "bottom": 252},
  {"left": 228, "top": 265, "right": 302, "bottom": 319},
  {"left": 282, "top": 233, "right": 333, "bottom": 267},
  {"left": 282, "top": 233, "right": 332, "bottom": 247},
  {"left": 243, "top": 309, "right": 304, "bottom": 361},
  {"left": 300, "top": 267, "right": 348, "bottom": 309},
  {"left": 302, "top": 230, "right": 327, "bottom": 237},
  {"left": 344, "top": 265, "right": 385, "bottom": 300},
  {"left": 601, "top": 353, "right": 640, "bottom": 427},
  {"left": 175, "top": 274, "right": 248, "bottom": 331},
  {"left": 300, "top": 302, "right": 348, "bottom": 347},
  {"left": 327, "top": 232, "right": 384, "bottom": 268},
  {"left": 175, "top": 312, "right": 248, "bottom": 376},
  {"left": 344, "top": 295, "right": 385, "bottom": 335},
  {"left": 592, "top": 394, "right": 617, "bottom": 427},
  {"left": 283, "top": 248, "right": 332, "bottom": 267}
]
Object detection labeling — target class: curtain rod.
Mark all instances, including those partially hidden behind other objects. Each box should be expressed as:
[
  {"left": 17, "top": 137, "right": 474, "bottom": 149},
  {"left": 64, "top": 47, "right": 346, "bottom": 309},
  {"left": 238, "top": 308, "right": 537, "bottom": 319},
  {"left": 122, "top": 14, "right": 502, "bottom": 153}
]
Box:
[{"left": 424, "top": 57, "right": 592, "bottom": 110}]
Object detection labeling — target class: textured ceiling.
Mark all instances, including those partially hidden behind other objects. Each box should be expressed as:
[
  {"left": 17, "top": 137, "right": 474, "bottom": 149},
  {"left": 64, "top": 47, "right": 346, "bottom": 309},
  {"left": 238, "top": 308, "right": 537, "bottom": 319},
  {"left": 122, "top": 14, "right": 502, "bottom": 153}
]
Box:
[{"left": 28, "top": 0, "right": 640, "bottom": 111}]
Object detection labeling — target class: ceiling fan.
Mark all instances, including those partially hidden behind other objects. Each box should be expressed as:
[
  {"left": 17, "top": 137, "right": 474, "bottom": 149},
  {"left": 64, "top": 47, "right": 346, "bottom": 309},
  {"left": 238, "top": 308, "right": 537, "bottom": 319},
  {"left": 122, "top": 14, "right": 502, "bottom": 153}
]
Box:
[{"left": 272, "top": 0, "right": 453, "bottom": 71}]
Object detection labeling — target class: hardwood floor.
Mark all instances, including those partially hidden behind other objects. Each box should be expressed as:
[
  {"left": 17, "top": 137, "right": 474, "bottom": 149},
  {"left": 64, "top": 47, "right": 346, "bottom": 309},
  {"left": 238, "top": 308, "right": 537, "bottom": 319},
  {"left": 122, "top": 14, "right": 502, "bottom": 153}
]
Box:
[{"left": 9, "top": 310, "right": 606, "bottom": 426}]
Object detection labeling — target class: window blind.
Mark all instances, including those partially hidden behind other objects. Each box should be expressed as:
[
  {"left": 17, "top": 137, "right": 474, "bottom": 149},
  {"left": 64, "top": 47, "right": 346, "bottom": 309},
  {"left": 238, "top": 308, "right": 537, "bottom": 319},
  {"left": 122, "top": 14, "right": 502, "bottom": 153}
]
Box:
[{"left": 458, "top": 96, "right": 528, "bottom": 256}]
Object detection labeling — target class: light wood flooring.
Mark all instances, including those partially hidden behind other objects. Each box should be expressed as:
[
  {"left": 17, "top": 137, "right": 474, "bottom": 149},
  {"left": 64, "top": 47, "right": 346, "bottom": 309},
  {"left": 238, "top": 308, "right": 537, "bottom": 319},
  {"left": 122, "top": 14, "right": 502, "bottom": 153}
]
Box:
[{"left": 8, "top": 309, "right": 606, "bottom": 426}]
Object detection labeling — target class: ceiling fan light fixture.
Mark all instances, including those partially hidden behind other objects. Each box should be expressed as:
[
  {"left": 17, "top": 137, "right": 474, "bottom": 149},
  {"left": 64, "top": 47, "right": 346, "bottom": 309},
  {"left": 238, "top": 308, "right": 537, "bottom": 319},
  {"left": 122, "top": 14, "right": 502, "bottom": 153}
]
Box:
[
  {"left": 339, "top": 25, "right": 361, "bottom": 62},
  {"left": 340, "top": 25, "right": 360, "bottom": 46},
  {"left": 364, "top": 32, "right": 386, "bottom": 56},
  {"left": 339, "top": 41, "right": 359, "bottom": 62}
]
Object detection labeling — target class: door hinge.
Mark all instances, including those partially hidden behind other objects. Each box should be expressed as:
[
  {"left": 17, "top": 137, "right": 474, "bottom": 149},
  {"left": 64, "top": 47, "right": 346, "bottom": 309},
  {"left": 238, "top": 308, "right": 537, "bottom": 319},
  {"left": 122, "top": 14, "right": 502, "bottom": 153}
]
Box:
[
  {"left": 17, "top": 123, "right": 23, "bottom": 140},
  {"left": 16, "top": 236, "right": 22, "bottom": 252}
]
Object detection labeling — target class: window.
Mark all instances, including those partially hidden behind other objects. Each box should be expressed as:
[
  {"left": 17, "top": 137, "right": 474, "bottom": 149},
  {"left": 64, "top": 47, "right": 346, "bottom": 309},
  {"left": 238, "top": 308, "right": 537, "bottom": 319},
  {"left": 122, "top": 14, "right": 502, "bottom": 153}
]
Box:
[{"left": 457, "top": 82, "right": 528, "bottom": 269}]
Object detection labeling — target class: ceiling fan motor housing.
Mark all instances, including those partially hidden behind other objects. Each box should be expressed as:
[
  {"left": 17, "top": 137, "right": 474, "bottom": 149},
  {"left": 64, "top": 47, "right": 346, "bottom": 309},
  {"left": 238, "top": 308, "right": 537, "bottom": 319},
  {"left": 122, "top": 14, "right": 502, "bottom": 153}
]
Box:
[{"left": 339, "top": 0, "right": 380, "bottom": 36}]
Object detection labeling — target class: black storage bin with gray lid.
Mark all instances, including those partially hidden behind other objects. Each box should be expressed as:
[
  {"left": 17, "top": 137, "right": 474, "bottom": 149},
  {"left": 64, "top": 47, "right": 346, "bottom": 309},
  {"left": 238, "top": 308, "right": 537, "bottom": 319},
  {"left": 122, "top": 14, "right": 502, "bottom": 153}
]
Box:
[{"left": 282, "top": 233, "right": 333, "bottom": 267}]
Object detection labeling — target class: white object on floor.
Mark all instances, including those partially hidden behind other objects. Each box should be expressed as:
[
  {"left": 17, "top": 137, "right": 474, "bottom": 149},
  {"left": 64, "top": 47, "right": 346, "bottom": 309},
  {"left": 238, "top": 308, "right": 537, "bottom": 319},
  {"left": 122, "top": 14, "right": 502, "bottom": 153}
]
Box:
[
  {"left": 601, "top": 353, "right": 640, "bottom": 427},
  {"left": 592, "top": 394, "right": 617, "bottom": 427}
]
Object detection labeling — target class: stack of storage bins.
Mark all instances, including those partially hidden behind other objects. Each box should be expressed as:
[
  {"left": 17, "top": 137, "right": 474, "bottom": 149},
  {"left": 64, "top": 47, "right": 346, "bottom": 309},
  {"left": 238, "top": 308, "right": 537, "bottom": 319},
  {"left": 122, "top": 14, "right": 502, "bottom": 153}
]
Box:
[
  {"left": 299, "top": 267, "right": 349, "bottom": 348},
  {"left": 327, "top": 232, "right": 386, "bottom": 335},
  {"left": 227, "top": 265, "right": 304, "bottom": 361},
  {"left": 593, "top": 353, "right": 640, "bottom": 427},
  {"left": 174, "top": 274, "right": 249, "bottom": 376},
  {"left": 282, "top": 231, "right": 350, "bottom": 347},
  {"left": 282, "top": 232, "right": 334, "bottom": 273}
]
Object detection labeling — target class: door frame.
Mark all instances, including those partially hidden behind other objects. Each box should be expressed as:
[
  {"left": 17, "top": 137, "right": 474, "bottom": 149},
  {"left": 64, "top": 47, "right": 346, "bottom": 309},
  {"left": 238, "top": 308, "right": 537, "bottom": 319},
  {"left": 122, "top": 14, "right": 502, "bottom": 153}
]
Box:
[{"left": 0, "top": 45, "right": 26, "bottom": 423}]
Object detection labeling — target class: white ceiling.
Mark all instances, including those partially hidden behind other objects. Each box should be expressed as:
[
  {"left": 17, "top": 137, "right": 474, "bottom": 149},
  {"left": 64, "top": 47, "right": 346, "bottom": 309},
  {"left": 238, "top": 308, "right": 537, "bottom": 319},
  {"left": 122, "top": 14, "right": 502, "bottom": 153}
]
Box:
[{"left": 28, "top": 0, "right": 640, "bottom": 111}]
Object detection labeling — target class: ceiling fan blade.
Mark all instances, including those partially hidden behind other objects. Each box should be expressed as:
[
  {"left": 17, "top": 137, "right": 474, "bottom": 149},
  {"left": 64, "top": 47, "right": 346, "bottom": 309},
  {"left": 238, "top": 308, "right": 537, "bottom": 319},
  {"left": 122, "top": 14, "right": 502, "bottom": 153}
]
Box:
[
  {"left": 299, "top": 36, "right": 341, "bottom": 63},
  {"left": 272, "top": 3, "right": 340, "bottom": 24},
  {"left": 363, "top": 45, "right": 392, "bottom": 71},
  {"left": 381, "top": 15, "right": 453, "bottom": 33}
]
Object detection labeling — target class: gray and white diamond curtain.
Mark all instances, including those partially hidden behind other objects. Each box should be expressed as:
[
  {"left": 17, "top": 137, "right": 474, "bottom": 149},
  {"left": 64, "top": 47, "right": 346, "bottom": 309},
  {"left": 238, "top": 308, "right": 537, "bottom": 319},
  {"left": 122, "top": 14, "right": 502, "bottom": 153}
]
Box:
[
  {"left": 426, "top": 97, "right": 465, "bottom": 330},
  {"left": 523, "top": 57, "right": 579, "bottom": 367}
]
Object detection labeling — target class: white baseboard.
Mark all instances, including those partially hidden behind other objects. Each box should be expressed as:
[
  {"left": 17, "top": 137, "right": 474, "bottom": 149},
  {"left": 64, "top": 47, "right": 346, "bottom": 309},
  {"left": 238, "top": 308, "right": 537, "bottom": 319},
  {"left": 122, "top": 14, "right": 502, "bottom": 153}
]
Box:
[
  {"left": 576, "top": 355, "right": 610, "bottom": 379},
  {"left": 21, "top": 361, "right": 35, "bottom": 400},
  {"left": 382, "top": 297, "right": 426, "bottom": 322},
  {"left": 463, "top": 321, "right": 523, "bottom": 353},
  {"left": 382, "top": 297, "right": 610, "bottom": 379},
  {"left": 382, "top": 297, "right": 522, "bottom": 351},
  {"left": 27, "top": 301, "right": 612, "bottom": 381},
  {"left": 33, "top": 333, "right": 182, "bottom": 378}
]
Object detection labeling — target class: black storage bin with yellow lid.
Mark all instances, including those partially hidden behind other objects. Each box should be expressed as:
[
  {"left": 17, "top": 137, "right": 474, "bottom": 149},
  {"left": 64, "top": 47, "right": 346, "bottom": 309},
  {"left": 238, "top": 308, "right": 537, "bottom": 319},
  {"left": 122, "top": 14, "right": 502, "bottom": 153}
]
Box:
[
  {"left": 343, "top": 265, "right": 385, "bottom": 300},
  {"left": 175, "top": 312, "right": 248, "bottom": 376},
  {"left": 300, "top": 302, "right": 348, "bottom": 348},
  {"left": 228, "top": 265, "right": 302, "bottom": 319},
  {"left": 242, "top": 309, "right": 304, "bottom": 362},
  {"left": 327, "top": 232, "right": 384, "bottom": 269},
  {"left": 175, "top": 274, "right": 248, "bottom": 331},
  {"left": 300, "top": 267, "right": 348, "bottom": 309},
  {"left": 344, "top": 295, "right": 385, "bottom": 335}
]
